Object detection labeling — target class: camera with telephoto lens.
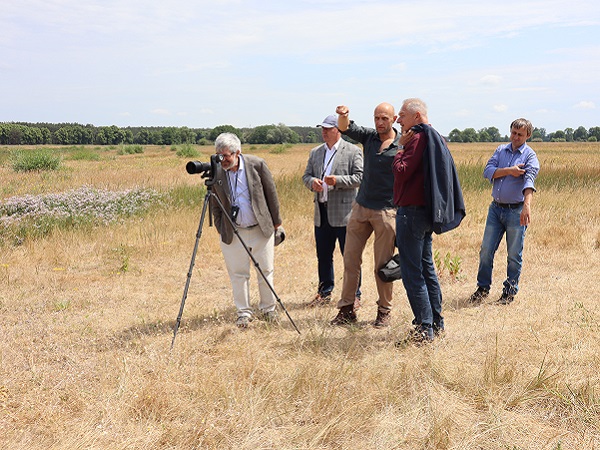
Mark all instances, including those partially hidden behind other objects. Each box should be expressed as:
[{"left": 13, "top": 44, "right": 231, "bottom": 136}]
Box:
[{"left": 186, "top": 153, "right": 224, "bottom": 179}]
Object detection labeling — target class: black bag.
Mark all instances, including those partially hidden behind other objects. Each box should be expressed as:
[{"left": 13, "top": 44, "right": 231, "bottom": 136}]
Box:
[{"left": 378, "top": 254, "right": 402, "bottom": 282}]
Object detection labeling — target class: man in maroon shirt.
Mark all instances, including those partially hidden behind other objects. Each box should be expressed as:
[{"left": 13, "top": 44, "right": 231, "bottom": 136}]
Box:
[{"left": 393, "top": 98, "right": 443, "bottom": 344}]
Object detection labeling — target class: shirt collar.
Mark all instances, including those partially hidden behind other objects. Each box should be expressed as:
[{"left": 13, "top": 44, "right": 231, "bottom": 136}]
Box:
[
  {"left": 509, "top": 142, "right": 526, "bottom": 153},
  {"left": 325, "top": 138, "right": 342, "bottom": 152}
]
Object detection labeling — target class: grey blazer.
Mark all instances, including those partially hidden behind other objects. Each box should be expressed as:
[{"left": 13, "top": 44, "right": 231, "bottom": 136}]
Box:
[
  {"left": 302, "top": 139, "right": 363, "bottom": 227},
  {"left": 211, "top": 154, "right": 282, "bottom": 245}
]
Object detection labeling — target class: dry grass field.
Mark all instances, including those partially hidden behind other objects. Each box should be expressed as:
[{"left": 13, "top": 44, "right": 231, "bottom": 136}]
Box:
[{"left": 0, "top": 141, "right": 599, "bottom": 449}]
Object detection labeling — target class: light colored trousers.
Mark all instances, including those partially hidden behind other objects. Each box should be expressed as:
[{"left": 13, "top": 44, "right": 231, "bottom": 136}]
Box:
[
  {"left": 338, "top": 203, "right": 396, "bottom": 312},
  {"left": 220, "top": 227, "right": 276, "bottom": 318}
]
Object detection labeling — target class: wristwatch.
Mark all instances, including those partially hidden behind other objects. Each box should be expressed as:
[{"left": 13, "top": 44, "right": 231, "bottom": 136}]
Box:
[{"left": 398, "top": 145, "right": 404, "bottom": 150}]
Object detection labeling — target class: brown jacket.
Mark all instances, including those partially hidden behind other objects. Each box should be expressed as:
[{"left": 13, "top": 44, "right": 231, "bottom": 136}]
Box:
[{"left": 211, "top": 154, "right": 281, "bottom": 245}]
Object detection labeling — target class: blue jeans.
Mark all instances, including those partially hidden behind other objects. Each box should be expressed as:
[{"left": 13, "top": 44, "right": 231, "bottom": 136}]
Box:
[
  {"left": 476, "top": 202, "right": 526, "bottom": 295},
  {"left": 396, "top": 207, "right": 443, "bottom": 329},
  {"left": 315, "top": 203, "right": 361, "bottom": 297}
]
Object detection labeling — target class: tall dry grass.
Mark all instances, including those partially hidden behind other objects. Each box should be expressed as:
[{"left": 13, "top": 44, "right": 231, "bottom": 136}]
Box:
[{"left": 0, "top": 142, "right": 599, "bottom": 449}]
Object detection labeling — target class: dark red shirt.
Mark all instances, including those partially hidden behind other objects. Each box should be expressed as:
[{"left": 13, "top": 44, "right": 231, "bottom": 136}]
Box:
[{"left": 393, "top": 131, "right": 426, "bottom": 206}]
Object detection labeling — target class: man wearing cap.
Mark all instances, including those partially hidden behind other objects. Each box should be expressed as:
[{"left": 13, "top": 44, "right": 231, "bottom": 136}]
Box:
[{"left": 303, "top": 115, "right": 363, "bottom": 306}]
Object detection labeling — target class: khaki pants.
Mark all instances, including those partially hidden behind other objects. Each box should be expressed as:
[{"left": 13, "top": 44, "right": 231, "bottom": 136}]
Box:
[
  {"left": 220, "top": 227, "right": 276, "bottom": 318},
  {"left": 338, "top": 203, "right": 396, "bottom": 312}
]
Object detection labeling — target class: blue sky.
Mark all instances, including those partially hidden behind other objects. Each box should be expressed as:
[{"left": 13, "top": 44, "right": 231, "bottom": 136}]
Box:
[{"left": 1, "top": 0, "right": 599, "bottom": 135}]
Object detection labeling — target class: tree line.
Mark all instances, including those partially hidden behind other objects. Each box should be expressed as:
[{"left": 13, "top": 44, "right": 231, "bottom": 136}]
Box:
[
  {"left": 448, "top": 125, "right": 600, "bottom": 143},
  {"left": 1, "top": 121, "right": 599, "bottom": 146}
]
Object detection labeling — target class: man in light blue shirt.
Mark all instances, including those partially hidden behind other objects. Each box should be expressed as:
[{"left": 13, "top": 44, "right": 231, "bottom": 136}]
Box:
[{"left": 469, "top": 118, "right": 540, "bottom": 305}]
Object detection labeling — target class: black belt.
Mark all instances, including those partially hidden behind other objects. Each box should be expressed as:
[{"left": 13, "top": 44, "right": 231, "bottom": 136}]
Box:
[
  {"left": 493, "top": 201, "right": 523, "bottom": 209},
  {"left": 318, "top": 201, "right": 327, "bottom": 208}
]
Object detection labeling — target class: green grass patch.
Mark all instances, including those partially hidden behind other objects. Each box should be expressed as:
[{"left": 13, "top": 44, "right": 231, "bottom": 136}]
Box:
[
  {"left": 117, "top": 144, "right": 144, "bottom": 155},
  {"left": 269, "top": 143, "right": 293, "bottom": 154},
  {"left": 174, "top": 144, "right": 200, "bottom": 158},
  {"left": 9, "top": 148, "right": 62, "bottom": 172},
  {"left": 65, "top": 146, "right": 102, "bottom": 161}
]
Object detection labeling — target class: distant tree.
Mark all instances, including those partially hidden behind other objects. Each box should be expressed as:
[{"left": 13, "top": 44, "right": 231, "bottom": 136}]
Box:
[
  {"left": 209, "top": 125, "right": 242, "bottom": 142},
  {"left": 179, "top": 127, "right": 196, "bottom": 144},
  {"left": 573, "top": 126, "right": 588, "bottom": 141},
  {"left": 485, "top": 126, "right": 501, "bottom": 142},
  {"left": 461, "top": 128, "right": 478, "bottom": 143},
  {"left": 550, "top": 130, "right": 566, "bottom": 142},
  {"left": 134, "top": 129, "right": 151, "bottom": 144},
  {"left": 564, "top": 127, "right": 574, "bottom": 142},
  {"left": 478, "top": 130, "right": 491, "bottom": 142},
  {"left": 161, "top": 127, "right": 181, "bottom": 145},
  {"left": 246, "top": 124, "right": 300, "bottom": 144},
  {"left": 305, "top": 131, "right": 319, "bottom": 143},
  {"left": 448, "top": 128, "right": 463, "bottom": 142},
  {"left": 588, "top": 127, "right": 600, "bottom": 141},
  {"left": 150, "top": 130, "right": 163, "bottom": 145}
]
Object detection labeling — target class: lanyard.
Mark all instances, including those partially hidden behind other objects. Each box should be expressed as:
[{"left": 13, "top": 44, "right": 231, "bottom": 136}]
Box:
[
  {"left": 320, "top": 148, "right": 337, "bottom": 180},
  {"left": 227, "top": 168, "right": 240, "bottom": 205}
]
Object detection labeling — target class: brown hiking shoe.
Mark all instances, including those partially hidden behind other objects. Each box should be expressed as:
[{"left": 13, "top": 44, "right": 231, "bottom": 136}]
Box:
[
  {"left": 373, "top": 310, "right": 391, "bottom": 328},
  {"left": 330, "top": 305, "right": 357, "bottom": 326}
]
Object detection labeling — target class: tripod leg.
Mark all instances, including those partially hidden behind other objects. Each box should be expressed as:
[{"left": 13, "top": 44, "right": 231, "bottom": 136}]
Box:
[{"left": 170, "top": 191, "right": 211, "bottom": 350}]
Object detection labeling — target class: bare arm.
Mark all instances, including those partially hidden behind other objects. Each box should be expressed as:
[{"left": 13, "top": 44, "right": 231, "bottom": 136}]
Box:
[
  {"left": 520, "top": 188, "right": 533, "bottom": 226},
  {"left": 492, "top": 164, "right": 526, "bottom": 179},
  {"left": 335, "top": 105, "right": 350, "bottom": 132}
]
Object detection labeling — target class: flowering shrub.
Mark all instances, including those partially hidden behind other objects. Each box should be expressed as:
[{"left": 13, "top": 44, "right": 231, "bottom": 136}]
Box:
[{"left": 0, "top": 185, "right": 164, "bottom": 244}]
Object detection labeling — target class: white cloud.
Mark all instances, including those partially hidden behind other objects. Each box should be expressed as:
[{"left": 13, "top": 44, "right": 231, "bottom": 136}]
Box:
[
  {"left": 493, "top": 104, "right": 508, "bottom": 112},
  {"left": 573, "top": 101, "right": 596, "bottom": 110},
  {"left": 480, "top": 75, "right": 503, "bottom": 86}
]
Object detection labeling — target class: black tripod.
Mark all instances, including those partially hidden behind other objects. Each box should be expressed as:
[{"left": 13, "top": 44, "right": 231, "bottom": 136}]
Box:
[{"left": 171, "top": 177, "right": 300, "bottom": 350}]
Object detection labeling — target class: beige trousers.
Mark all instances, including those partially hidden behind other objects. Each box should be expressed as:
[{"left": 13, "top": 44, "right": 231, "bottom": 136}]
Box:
[{"left": 338, "top": 203, "right": 397, "bottom": 312}]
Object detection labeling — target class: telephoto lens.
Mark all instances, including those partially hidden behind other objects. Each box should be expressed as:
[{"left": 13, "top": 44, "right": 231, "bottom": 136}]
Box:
[{"left": 186, "top": 160, "right": 211, "bottom": 174}]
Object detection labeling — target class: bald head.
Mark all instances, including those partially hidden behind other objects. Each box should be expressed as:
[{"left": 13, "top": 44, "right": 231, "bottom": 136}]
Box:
[
  {"left": 374, "top": 102, "right": 395, "bottom": 116},
  {"left": 373, "top": 102, "right": 397, "bottom": 137}
]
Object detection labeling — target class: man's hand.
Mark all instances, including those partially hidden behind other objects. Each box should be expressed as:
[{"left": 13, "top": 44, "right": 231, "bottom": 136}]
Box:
[
  {"left": 509, "top": 164, "right": 526, "bottom": 177},
  {"left": 399, "top": 129, "right": 415, "bottom": 147},
  {"left": 311, "top": 179, "right": 325, "bottom": 192},
  {"left": 335, "top": 105, "right": 349, "bottom": 116},
  {"left": 324, "top": 175, "right": 336, "bottom": 186},
  {"left": 336, "top": 105, "right": 350, "bottom": 132},
  {"left": 492, "top": 164, "right": 526, "bottom": 180},
  {"left": 520, "top": 203, "right": 531, "bottom": 226}
]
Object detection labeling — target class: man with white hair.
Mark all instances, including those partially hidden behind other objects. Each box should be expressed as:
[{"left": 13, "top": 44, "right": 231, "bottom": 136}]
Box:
[{"left": 211, "top": 132, "right": 283, "bottom": 329}]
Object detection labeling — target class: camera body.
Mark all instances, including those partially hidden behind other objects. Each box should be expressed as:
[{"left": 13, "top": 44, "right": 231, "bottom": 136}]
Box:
[{"left": 186, "top": 153, "right": 224, "bottom": 179}]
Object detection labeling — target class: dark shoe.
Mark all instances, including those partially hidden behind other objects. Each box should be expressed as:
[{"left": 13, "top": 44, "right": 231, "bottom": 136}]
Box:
[
  {"left": 496, "top": 292, "right": 515, "bottom": 305},
  {"left": 236, "top": 316, "right": 251, "bottom": 329},
  {"left": 468, "top": 286, "right": 489, "bottom": 304},
  {"left": 308, "top": 292, "right": 332, "bottom": 307},
  {"left": 433, "top": 322, "right": 445, "bottom": 336},
  {"left": 330, "top": 305, "right": 357, "bottom": 326},
  {"left": 353, "top": 296, "right": 362, "bottom": 311},
  {"left": 396, "top": 324, "right": 434, "bottom": 347},
  {"left": 373, "top": 310, "right": 391, "bottom": 328}
]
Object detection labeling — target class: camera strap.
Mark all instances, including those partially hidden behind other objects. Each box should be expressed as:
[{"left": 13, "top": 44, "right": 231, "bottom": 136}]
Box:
[{"left": 226, "top": 168, "right": 240, "bottom": 206}]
